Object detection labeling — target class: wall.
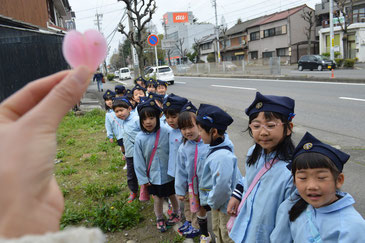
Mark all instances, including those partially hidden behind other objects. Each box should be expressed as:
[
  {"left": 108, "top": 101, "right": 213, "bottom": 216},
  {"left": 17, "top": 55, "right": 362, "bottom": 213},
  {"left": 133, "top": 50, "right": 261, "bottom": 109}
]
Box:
[
  {"left": 289, "top": 7, "right": 316, "bottom": 45},
  {"left": 0, "top": 0, "right": 48, "bottom": 28}
]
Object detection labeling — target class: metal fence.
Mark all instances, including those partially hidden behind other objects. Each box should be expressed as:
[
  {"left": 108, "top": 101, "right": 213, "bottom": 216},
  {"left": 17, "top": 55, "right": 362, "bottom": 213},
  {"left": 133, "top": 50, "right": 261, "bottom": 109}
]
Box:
[
  {"left": 171, "top": 58, "right": 282, "bottom": 76},
  {"left": 0, "top": 25, "right": 69, "bottom": 102}
]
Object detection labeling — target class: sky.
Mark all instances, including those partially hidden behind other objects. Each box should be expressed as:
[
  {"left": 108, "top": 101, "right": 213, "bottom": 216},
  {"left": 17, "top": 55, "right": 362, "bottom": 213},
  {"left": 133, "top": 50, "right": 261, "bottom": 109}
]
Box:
[{"left": 68, "top": 0, "right": 321, "bottom": 63}]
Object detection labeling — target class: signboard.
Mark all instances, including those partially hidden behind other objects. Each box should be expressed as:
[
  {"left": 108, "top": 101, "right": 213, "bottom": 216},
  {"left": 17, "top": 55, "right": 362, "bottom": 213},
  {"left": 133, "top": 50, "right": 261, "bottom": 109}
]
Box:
[
  {"left": 333, "top": 16, "right": 345, "bottom": 24},
  {"left": 173, "top": 12, "right": 188, "bottom": 23},
  {"left": 147, "top": 34, "right": 159, "bottom": 46},
  {"left": 161, "top": 39, "right": 176, "bottom": 49},
  {"left": 163, "top": 14, "right": 168, "bottom": 25}
]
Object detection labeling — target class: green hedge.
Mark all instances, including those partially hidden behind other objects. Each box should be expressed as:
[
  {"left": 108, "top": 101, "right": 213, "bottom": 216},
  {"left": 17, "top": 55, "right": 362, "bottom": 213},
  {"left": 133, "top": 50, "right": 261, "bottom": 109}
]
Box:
[
  {"left": 343, "top": 59, "right": 355, "bottom": 68},
  {"left": 107, "top": 73, "right": 115, "bottom": 81},
  {"left": 335, "top": 58, "right": 344, "bottom": 67}
]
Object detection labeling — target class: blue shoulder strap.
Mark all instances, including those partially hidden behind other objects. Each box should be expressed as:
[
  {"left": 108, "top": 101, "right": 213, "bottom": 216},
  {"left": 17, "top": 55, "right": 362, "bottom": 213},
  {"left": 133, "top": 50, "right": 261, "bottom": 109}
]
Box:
[{"left": 207, "top": 146, "right": 232, "bottom": 157}]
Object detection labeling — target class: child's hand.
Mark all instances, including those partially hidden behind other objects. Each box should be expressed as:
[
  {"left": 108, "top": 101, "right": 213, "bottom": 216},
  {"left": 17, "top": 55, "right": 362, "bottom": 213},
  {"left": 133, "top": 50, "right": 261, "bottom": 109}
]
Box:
[
  {"left": 109, "top": 138, "right": 114, "bottom": 143},
  {"left": 177, "top": 195, "right": 185, "bottom": 201},
  {"left": 227, "top": 197, "right": 240, "bottom": 216},
  {"left": 144, "top": 183, "right": 151, "bottom": 186}
]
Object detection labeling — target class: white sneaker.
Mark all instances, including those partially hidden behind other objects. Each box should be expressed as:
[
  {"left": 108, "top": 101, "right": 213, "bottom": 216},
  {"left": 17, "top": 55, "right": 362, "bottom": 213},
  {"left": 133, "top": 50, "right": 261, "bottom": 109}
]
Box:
[
  {"left": 123, "top": 164, "right": 127, "bottom": 170},
  {"left": 200, "top": 233, "right": 212, "bottom": 243}
]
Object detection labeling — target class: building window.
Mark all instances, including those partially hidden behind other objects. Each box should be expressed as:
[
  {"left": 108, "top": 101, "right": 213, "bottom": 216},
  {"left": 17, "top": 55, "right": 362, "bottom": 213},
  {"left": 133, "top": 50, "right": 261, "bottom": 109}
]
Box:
[
  {"left": 225, "top": 39, "right": 231, "bottom": 47},
  {"left": 250, "top": 51, "right": 258, "bottom": 59},
  {"left": 250, "top": 31, "right": 260, "bottom": 41},
  {"left": 264, "top": 28, "right": 275, "bottom": 38},
  {"left": 262, "top": 51, "right": 273, "bottom": 58},
  {"left": 201, "top": 43, "right": 212, "bottom": 50},
  {"left": 353, "top": 6, "right": 365, "bottom": 23},
  {"left": 276, "top": 48, "right": 287, "bottom": 57}
]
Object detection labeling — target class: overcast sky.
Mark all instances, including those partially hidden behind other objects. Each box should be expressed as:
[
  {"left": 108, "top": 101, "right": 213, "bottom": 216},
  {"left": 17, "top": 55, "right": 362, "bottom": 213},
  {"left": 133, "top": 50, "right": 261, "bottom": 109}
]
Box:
[{"left": 68, "top": 0, "right": 320, "bottom": 63}]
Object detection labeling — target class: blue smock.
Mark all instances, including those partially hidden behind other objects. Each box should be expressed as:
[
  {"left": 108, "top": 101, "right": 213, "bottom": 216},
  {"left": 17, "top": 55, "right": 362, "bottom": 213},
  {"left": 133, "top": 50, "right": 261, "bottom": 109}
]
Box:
[
  {"left": 133, "top": 126, "right": 173, "bottom": 185},
  {"left": 105, "top": 110, "right": 124, "bottom": 140},
  {"left": 121, "top": 112, "right": 140, "bottom": 157},
  {"left": 229, "top": 145, "right": 294, "bottom": 243},
  {"left": 167, "top": 128, "right": 183, "bottom": 177},
  {"left": 270, "top": 191, "right": 365, "bottom": 243},
  {"left": 174, "top": 138, "right": 209, "bottom": 196},
  {"left": 199, "top": 134, "right": 241, "bottom": 213}
]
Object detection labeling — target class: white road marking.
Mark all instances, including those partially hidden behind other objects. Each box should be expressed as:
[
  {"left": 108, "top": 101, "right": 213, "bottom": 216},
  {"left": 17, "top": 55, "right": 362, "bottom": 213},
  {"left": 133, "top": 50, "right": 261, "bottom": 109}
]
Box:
[
  {"left": 211, "top": 84, "right": 257, "bottom": 90},
  {"left": 339, "top": 97, "right": 365, "bottom": 102},
  {"left": 174, "top": 81, "right": 186, "bottom": 84},
  {"left": 177, "top": 76, "right": 365, "bottom": 86}
]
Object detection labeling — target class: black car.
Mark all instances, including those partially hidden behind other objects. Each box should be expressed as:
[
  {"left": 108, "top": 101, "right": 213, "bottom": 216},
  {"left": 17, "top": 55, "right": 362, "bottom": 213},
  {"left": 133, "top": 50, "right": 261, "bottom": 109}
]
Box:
[{"left": 298, "top": 55, "right": 336, "bottom": 71}]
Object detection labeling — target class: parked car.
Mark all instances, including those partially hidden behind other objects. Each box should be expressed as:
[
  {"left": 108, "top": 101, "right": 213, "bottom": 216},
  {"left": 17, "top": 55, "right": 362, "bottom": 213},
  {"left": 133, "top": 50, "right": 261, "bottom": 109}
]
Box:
[
  {"left": 114, "top": 70, "right": 119, "bottom": 78},
  {"left": 144, "top": 66, "right": 175, "bottom": 85},
  {"left": 119, "top": 67, "right": 131, "bottom": 80},
  {"left": 298, "top": 55, "right": 336, "bottom": 71}
]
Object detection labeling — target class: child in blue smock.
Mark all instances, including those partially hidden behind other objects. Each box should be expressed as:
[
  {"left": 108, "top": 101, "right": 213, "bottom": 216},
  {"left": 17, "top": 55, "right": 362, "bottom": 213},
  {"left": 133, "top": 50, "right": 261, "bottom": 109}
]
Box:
[
  {"left": 131, "top": 84, "right": 146, "bottom": 104},
  {"left": 133, "top": 98, "right": 180, "bottom": 233},
  {"left": 196, "top": 104, "right": 241, "bottom": 243},
  {"left": 156, "top": 80, "right": 169, "bottom": 99},
  {"left": 103, "top": 90, "right": 123, "bottom": 145},
  {"left": 134, "top": 76, "right": 147, "bottom": 88},
  {"left": 270, "top": 132, "right": 365, "bottom": 242},
  {"left": 227, "top": 92, "right": 296, "bottom": 243},
  {"left": 175, "top": 104, "right": 211, "bottom": 240},
  {"left": 146, "top": 78, "right": 157, "bottom": 96},
  {"left": 114, "top": 85, "right": 126, "bottom": 158},
  {"left": 114, "top": 96, "right": 140, "bottom": 203}
]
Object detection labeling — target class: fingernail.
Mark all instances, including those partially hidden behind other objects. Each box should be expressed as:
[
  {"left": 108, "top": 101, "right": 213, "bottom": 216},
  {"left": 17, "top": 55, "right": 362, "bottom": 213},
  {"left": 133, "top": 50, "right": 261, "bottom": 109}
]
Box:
[{"left": 72, "top": 66, "right": 91, "bottom": 85}]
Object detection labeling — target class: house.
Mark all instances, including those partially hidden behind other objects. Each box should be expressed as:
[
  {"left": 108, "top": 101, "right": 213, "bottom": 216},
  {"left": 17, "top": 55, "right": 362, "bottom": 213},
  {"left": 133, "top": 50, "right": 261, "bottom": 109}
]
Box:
[
  {"left": 198, "top": 34, "right": 216, "bottom": 63},
  {"left": 315, "top": 0, "right": 365, "bottom": 61},
  {"left": 246, "top": 4, "right": 316, "bottom": 63},
  {"left": 0, "top": 0, "right": 75, "bottom": 32}
]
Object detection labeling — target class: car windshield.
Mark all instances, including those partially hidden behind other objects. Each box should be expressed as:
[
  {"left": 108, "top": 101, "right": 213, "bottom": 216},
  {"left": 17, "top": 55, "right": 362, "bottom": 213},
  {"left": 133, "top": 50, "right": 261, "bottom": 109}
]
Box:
[
  {"left": 121, "top": 69, "right": 129, "bottom": 73},
  {"left": 158, "top": 67, "right": 171, "bottom": 73}
]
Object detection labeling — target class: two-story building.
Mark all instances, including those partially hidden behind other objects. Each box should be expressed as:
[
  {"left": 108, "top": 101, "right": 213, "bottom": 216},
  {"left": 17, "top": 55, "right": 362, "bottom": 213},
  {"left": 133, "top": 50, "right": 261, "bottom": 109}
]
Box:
[{"left": 246, "top": 4, "right": 316, "bottom": 64}]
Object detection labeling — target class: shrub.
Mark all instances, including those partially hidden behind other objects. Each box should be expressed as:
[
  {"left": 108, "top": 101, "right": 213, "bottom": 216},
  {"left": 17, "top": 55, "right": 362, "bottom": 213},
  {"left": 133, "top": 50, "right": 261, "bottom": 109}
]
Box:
[
  {"left": 335, "top": 58, "right": 344, "bottom": 67},
  {"left": 334, "top": 51, "right": 341, "bottom": 58},
  {"left": 107, "top": 73, "right": 115, "bottom": 81},
  {"left": 207, "top": 53, "right": 216, "bottom": 63},
  {"left": 343, "top": 59, "right": 355, "bottom": 68},
  {"left": 321, "top": 52, "right": 330, "bottom": 57}
]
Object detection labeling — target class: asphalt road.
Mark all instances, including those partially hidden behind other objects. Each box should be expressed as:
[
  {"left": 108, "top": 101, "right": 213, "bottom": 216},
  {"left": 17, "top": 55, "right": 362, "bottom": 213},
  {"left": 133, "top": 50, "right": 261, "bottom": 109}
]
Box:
[{"left": 164, "top": 76, "right": 365, "bottom": 217}]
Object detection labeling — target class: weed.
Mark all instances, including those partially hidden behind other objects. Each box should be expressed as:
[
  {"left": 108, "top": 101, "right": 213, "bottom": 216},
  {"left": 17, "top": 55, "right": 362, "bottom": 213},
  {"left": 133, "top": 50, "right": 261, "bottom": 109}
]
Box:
[
  {"left": 57, "top": 166, "right": 78, "bottom": 176},
  {"left": 60, "top": 208, "right": 86, "bottom": 229},
  {"left": 88, "top": 154, "right": 99, "bottom": 165},
  {"left": 56, "top": 149, "right": 68, "bottom": 159},
  {"left": 66, "top": 138, "right": 76, "bottom": 145}
]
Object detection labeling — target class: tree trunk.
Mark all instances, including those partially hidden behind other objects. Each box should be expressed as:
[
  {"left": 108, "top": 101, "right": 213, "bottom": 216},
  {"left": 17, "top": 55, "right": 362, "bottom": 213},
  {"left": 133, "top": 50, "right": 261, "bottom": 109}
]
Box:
[
  {"left": 342, "top": 34, "right": 348, "bottom": 59},
  {"left": 136, "top": 46, "right": 144, "bottom": 77}
]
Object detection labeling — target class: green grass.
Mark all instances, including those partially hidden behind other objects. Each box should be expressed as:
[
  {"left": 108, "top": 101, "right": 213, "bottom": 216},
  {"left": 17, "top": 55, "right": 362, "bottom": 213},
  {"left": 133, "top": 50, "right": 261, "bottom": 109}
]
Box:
[{"left": 56, "top": 109, "right": 143, "bottom": 232}]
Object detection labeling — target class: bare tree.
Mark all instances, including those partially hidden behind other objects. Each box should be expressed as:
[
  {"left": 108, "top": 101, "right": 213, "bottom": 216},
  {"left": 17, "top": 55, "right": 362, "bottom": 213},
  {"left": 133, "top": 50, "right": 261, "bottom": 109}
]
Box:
[
  {"left": 301, "top": 9, "right": 315, "bottom": 55},
  {"left": 175, "top": 38, "right": 185, "bottom": 64},
  {"left": 334, "top": 0, "right": 354, "bottom": 59},
  {"left": 193, "top": 38, "right": 203, "bottom": 63},
  {"left": 117, "top": 0, "right": 157, "bottom": 76}
]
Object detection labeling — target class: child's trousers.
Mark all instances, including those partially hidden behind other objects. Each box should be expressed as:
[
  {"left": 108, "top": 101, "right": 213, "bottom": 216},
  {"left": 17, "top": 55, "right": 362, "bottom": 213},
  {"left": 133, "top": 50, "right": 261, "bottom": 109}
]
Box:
[
  {"left": 126, "top": 157, "right": 138, "bottom": 193},
  {"left": 183, "top": 194, "right": 199, "bottom": 228},
  {"left": 212, "top": 209, "right": 234, "bottom": 243}
]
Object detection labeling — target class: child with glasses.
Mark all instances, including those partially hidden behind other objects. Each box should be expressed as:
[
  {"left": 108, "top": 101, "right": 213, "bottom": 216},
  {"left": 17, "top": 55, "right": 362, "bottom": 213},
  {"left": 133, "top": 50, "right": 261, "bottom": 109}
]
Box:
[{"left": 227, "top": 92, "right": 296, "bottom": 243}]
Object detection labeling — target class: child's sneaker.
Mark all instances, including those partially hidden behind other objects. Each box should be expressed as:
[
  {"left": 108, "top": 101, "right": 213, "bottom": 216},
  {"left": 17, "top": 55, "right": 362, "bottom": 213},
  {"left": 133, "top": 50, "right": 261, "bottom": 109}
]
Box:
[
  {"left": 167, "top": 202, "right": 173, "bottom": 216},
  {"left": 166, "top": 213, "right": 180, "bottom": 226},
  {"left": 200, "top": 233, "right": 212, "bottom": 243},
  {"left": 178, "top": 220, "right": 191, "bottom": 234},
  {"left": 183, "top": 225, "right": 201, "bottom": 238},
  {"left": 156, "top": 219, "right": 167, "bottom": 233},
  {"left": 127, "top": 192, "right": 137, "bottom": 203}
]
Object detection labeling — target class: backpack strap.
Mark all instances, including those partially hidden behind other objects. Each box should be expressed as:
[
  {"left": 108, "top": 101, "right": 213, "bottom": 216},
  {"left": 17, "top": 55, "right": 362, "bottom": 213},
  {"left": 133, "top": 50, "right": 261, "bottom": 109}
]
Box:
[{"left": 207, "top": 145, "right": 232, "bottom": 157}]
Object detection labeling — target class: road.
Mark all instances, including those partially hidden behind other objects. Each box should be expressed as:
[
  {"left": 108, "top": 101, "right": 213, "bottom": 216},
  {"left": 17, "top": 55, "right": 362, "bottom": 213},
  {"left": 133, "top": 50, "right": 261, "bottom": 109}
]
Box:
[{"left": 164, "top": 76, "right": 365, "bottom": 217}]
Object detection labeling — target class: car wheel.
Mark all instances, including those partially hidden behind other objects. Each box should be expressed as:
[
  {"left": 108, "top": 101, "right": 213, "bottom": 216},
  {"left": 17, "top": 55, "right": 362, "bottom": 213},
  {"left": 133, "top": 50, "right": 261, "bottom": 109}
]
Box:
[
  {"left": 169, "top": 81, "right": 174, "bottom": 85},
  {"left": 317, "top": 65, "right": 323, "bottom": 71},
  {"left": 298, "top": 65, "right": 303, "bottom": 71}
]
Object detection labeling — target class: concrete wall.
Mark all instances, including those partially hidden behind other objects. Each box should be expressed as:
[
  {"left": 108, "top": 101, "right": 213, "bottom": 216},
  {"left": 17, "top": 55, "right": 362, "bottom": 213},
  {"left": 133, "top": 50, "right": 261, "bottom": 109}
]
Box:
[{"left": 289, "top": 6, "right": 316, "bottom": 45}]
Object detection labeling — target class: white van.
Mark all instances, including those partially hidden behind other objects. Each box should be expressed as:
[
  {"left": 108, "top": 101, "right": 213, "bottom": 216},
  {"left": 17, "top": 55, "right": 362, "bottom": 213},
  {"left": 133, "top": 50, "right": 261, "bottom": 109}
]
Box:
[
  {"left": 119, "top": 67, "right": 131, "bottom": 80},
  {"left": 144, "top": 66, "right": 174, "bottom": 85}
]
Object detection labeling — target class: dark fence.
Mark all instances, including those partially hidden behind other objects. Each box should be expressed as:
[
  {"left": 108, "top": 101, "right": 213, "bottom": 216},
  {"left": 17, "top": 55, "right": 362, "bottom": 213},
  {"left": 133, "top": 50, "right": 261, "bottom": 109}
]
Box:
[{"left": 0, "top": 25, "right": 69, "bottom": 102}]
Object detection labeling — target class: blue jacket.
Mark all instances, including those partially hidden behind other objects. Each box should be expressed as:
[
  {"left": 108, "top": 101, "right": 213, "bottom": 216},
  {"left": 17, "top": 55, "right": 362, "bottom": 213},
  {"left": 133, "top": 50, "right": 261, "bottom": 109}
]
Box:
[
  {"left": 133, "top": 126, "right": 173, "bottom": 185},
  {"left": 270, "top": 191, "right": 365, "bottom": 243},
  {"left": 167, "top": 128, "right": 183, "bottom": 177},
  {"left": 105, "top": 110, "right": 124, "bottom": 140},
  {"left": 122, "top": 112, "right": 140, "bottom": 157},
  {"left": 199, "top": 134, "right": 241, "bottom": 213},
  {"left": 93, "top": 73, "right": 103, "bottom": 82},
  {"left": 229, "top": 145, "right": 294, "bottom": 243},
  {"left": 175, "top": 138, "right": 209, "bottom": 196}
]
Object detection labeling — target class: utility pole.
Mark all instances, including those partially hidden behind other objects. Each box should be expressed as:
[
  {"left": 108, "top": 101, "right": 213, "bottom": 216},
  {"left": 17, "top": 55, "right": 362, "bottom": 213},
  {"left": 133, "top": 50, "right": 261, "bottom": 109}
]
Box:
[
  {"left": 212, "top": 0, "right": 221, "bottom": 63},
  {"left": 95, "top": 13, "right": 108, "bottom": 73},
  {"left": 329, "top": 0, "right": 334, "bottom": 60},
  {"left": 127, "top": 10, "right": 140, "bottom": 77}
]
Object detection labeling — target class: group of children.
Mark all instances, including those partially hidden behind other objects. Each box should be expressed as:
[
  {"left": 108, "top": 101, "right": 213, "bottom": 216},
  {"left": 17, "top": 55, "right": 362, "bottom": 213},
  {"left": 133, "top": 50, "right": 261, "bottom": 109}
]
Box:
[{"left": 101, "top": 76, "right": 365, "bottom": 242}]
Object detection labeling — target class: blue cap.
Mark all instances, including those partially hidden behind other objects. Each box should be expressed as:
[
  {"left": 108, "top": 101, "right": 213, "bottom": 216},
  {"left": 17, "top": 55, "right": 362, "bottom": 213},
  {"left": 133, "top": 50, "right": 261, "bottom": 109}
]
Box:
[
  {"left": 289, "top": 132, "right": 350, "bottom": 172},
  {"left": 114, "top": 85, "right": 126, "bottom": 94},
  {"left": 147, "top": 92, "right": 165, "bottom": 103},
  {"left": 103, "top": 89, "right": 115, "bottom": 100},
  {"left": 125, "top": 89, "right": 133, "bottom": 99},
  {"left": 157, "top": 80, "right": 168, "bottom": 87},
  {"left": 245, "top": 92, "right": 295, "bottom": 121},
  {"left": 137, "top": 98, "right": 162, "bottom": 115},
  {"left": 181, "top": 101, "right": 197, "bottom": 113},
  {"left": 132, "top": 84, "right": 146, "bottom": 93},
  {"left": 113, "top": 96, "right": 132, "bottom": 107},
  {"left": 146, "top": 78, "right": 157, "bottom": 88},
  {"left": 196, "top": 104, "right": 233, "bottom": 130},
  {"left": 163, "top": 94, "right": 188, "bottom": 112},
  {"left": 135, "top": 76, "right": 146, "bottom": 83}
]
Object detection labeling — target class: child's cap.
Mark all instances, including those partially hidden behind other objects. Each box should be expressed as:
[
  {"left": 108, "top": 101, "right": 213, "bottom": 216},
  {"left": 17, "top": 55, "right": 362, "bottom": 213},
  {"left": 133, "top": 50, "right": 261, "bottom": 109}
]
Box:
[
  {"left": 146, "top": 78, "right": 157, "bottom": 88},
  {"left": 180, "top": 101, "right": 197, "bottom": 113},
  {"left": 163, "top": 94, "right": 188, "bottom": 112},
  {"left": 135, "top": 76, "right": 146, "bottom": 83},
  {"left": 137, "top": 98, "right": 162, "bottom": 115},
  {"left": 103, "top": 89, "right": 115, "bottom": 100},
  {"left": 113, "top": 96, "right": 132, "bottom": 107},
  {"left": 157, "top": 80, "right": 168, "bottom": 87},
  {"left": 147, "top": 92, "right": 165, "bottom": 104},
  {"left": 125, "top": 89, "right": 133, "bottom": 99},
  {"left": 132, "top": 84, "right": 146, "bottom": 93},
  {"left": 245, "top": 92, "right": 295, "bottom": 121},
  {"left": 114, "top": 85, "right": 126, "bottom": 94},
  {"left": 196, "top": 104, "right": 233, "bottom": 130},
  {"left": 289, "top": 132, "right": 350, "bottom": 172}
]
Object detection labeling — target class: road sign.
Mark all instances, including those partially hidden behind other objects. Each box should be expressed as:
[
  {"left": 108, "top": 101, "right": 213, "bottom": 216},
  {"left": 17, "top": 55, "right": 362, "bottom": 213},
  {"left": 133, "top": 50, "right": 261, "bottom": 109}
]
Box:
[
  {"left": 147, "top": 34, "right": 159, "bottom": 46},
  {"left": 161, "top": 39, "right": 176, "bottom": 49}
]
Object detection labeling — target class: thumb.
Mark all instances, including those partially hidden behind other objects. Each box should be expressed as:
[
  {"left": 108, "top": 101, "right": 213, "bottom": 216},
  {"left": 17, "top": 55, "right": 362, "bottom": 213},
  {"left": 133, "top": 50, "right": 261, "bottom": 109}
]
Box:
[{"left": 23, "top": 66, "right": 92, "bottom": 129}]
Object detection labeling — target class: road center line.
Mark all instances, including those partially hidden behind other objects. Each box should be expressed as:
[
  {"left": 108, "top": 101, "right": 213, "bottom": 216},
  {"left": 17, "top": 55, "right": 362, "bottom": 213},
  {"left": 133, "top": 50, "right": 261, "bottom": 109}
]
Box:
[
  {"left": 211, "top": 84, "right": 257, "bottom": 90},
  {"left": 174, "top": 81, "right": 186, "bottom": 84},
  {"left": 339, "top": 97, "right": 365, "bottom": 102}
]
